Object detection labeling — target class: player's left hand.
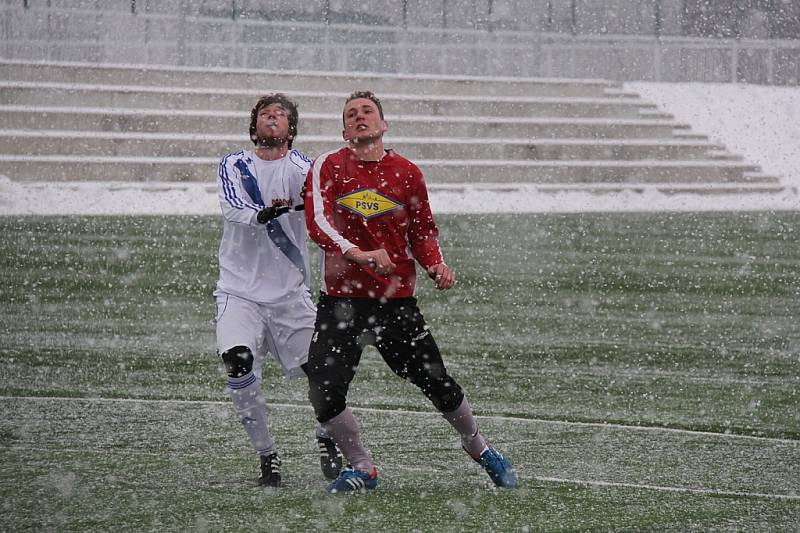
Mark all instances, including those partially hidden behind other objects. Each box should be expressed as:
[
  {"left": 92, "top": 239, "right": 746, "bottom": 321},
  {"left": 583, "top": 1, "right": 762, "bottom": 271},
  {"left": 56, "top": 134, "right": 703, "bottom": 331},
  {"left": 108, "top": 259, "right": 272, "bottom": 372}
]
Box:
[
  {"left": 427, "top": 263, "right": 455, "bottom": 290},
  {"left": 257, "top": 205, "right": 290, "bottom": 223}
]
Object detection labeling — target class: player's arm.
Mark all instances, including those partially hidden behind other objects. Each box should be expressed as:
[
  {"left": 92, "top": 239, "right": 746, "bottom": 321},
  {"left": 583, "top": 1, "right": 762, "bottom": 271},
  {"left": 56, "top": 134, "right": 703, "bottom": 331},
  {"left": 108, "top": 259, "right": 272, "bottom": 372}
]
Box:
[
  {"left": 289, "top": 149, "right": 311, "bottom": 213},
  {"left": 406, "top": 167, "right": 454, "bottom": 289},
  {"left": 305, "top": 153, "right": 395, "bottom": 274},
  {"left": 217, "top": 153, "right": 280, "bottom": 225},
  {"left": 305, "top": 167, "right": 395, "bottom": 274},
  {"left": 305, "top": 153, "right": 357, "bottom": 253},
  {"left": 343, "top": 247, "right": 396, "bottom": 276}
]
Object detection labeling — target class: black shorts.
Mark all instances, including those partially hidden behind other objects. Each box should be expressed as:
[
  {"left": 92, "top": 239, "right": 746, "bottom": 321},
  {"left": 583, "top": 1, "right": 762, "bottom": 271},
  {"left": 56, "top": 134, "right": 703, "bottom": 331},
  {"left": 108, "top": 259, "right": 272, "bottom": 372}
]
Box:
[{"left": 306, "top": 293, "right": 464, "bottom": 423}]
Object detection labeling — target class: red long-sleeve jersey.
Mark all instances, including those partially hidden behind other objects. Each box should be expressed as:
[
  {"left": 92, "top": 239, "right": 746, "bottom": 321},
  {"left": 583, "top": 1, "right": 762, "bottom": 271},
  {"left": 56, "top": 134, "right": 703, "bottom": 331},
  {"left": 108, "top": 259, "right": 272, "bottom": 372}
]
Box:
[{"left": 305, "top": 147, "right": 443, "bottom": 299}]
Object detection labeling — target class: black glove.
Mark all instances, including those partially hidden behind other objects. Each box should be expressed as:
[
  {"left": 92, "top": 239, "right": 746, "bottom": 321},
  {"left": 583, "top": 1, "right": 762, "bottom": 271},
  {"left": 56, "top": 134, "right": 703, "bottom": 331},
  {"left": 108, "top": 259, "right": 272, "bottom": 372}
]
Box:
[{"left": 257, "top": 205, "right": 290, "bottom": 224}]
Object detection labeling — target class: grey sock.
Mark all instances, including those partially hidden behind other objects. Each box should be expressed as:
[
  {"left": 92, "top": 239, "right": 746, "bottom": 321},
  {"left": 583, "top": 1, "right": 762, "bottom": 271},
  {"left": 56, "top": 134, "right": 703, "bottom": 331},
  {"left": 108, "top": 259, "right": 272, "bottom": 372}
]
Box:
[
  {"left": 227, "top": 373, "right": 276, "bottom": 456},
  {"left": 315, "top": 424, "right": 330, "bottom": 440},
  {"left": 322, "top": 407, "right": 373, "bottom": 472},
  {"left": 442, "top": 396, "right": 488, "bottom": 459}
]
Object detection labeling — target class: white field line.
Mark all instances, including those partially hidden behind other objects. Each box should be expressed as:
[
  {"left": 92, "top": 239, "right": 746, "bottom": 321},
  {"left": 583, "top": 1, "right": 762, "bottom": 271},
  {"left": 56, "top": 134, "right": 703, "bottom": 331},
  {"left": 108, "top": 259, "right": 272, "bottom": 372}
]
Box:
[
  {"left": 2, "top": 394, "right": 797, "bottom": 446},
  {"left": 493, "top": 365, "right": 798, "bottom": 388},
  {"left": 3, "top": 443, "right": 797, "bottom": 502},
  {"left": 353, "top": 404, "right": 800, "bottom": 446},
  {"left": 534, "top": 476, "right": 800, "bottom": 502},
  {"left": 3, "top": 394, "right": 798, "bottom": 502}
]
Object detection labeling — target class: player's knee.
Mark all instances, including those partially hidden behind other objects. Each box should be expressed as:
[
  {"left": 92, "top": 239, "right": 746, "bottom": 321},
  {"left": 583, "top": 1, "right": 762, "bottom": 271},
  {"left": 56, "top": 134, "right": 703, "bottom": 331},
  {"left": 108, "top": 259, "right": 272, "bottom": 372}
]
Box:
[
  {"left": 436, "top": 388, "right": 465, "bottom": 413},
  {"left": 308, "top": 382, "right": 345, "bottom": 423},
  {"left": 426, "top": 381, "right": 464, "bottom": 414},
  {"left": 220, "top": 345, "right": 254, "bottom": 378}
]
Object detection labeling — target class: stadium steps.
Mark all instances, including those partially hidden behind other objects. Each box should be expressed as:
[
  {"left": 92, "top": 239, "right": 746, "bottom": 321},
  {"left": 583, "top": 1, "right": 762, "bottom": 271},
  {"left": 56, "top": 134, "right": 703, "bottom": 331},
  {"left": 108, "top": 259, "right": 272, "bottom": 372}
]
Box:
[
  {"left": 0, "top": 81, "right": 659, "bottom": 119},
  {"left": 0, "top": 59, "right": 618, "bottom": 98},
  {"left": 0, "top": 130, "right": 727, "bottom": 161},
  {"left": 0, "top": 59, "right": 784, "bottom": 193},
  {"left": 0, "top": 106, "right": 688, "bottom": 139}
]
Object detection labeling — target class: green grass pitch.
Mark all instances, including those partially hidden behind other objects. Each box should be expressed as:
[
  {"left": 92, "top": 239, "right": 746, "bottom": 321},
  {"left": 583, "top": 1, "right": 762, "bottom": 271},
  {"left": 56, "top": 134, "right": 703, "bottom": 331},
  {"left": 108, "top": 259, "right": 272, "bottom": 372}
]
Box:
[{"left": 1, "top": 212, "right": 799, "bottom": 531}]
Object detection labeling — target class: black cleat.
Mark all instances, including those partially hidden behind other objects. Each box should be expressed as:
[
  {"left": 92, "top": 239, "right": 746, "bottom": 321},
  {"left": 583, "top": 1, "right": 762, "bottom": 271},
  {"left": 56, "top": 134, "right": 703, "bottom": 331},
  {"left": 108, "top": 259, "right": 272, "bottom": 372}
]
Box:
[
  {"left": 317, "top": 436, "right": 343, "bottom": 480},
  {"left": 257, "top": 452, "right": 282, "bottom": 487}
]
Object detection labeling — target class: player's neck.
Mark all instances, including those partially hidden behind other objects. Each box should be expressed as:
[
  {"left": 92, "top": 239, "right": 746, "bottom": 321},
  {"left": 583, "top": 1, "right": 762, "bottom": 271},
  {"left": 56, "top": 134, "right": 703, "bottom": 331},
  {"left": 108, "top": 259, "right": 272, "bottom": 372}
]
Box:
[
  {"left": 348, "top": 138, "right": 385, "bottom": 162},
  {"left": 254, "top": 144, "right": 289, "bottom": 161}
]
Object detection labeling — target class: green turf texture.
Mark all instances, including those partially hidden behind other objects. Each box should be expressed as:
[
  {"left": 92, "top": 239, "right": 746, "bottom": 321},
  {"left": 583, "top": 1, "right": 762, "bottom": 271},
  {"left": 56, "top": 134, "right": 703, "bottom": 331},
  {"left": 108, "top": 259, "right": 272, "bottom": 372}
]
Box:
[{"left": 1, "top": 213, "right": 798, "bottom": 531}]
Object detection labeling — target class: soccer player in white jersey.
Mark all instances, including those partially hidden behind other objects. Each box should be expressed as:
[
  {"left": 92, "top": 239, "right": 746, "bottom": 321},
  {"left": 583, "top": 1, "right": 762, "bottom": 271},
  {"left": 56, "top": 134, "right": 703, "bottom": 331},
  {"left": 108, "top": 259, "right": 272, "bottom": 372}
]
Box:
[{"left": 214, "top": 94, "right": 342, "bottom": 487}]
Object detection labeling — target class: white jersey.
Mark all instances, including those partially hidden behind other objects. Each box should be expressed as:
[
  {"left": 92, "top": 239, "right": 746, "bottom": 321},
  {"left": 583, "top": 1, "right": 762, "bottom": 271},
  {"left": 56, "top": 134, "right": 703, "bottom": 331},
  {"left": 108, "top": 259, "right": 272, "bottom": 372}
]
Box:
[{"left": 215, "top": 148, "right": 312, "bottom": 304}]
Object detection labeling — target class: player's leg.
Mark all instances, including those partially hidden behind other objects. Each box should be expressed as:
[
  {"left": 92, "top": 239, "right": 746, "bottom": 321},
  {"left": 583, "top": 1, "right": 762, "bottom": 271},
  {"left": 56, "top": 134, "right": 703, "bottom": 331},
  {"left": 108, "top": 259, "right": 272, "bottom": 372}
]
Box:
[
  {"left": 374, "top": 298, "right": 465, "bottom": 414},
  {"left": 306, "top": 295, "right": 377, "bottom": 492},
  {"left": 375, "top": 298, "right": 518, "bottom": 488},
  {"left": 215, "top": 293, "right": 280, "bottom": 486},
  {"left": 266, "top": 291, "right": 343, "bottom": 480}
]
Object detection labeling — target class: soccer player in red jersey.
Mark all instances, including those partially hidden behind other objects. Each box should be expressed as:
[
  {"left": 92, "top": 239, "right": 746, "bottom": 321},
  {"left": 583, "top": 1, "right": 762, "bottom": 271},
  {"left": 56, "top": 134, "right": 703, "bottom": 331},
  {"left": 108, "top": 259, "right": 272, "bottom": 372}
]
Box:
[{"left": 305, "top": 91, "right": 518, "bottom": 493}]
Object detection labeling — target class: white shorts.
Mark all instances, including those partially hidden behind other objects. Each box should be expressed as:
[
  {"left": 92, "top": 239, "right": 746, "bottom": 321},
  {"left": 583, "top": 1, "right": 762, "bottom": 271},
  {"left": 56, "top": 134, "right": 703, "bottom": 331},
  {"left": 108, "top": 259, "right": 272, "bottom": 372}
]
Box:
[{"left": 215, "top": 291, "right": 316, "bottom": 380}]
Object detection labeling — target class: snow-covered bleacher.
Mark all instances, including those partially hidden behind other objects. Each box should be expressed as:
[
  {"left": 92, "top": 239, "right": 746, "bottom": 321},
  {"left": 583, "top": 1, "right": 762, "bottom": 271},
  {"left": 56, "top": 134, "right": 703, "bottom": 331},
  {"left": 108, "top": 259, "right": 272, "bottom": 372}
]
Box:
[{"left": 0, "top": 59, "right": 783, "bottom": 195}]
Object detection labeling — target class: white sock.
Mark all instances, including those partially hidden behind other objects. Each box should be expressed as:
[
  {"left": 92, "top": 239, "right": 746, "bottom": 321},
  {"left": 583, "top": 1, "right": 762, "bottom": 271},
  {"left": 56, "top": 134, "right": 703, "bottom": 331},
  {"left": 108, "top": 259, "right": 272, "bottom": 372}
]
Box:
[
  {"left": 228, "top": 372, "right": 276, "bottom": 456},
  {"left": 442, "top": 396, "right": 488, "bottom": 459},
  {"left": 322, "top": 408, "right": 373, "bottom": 472}
]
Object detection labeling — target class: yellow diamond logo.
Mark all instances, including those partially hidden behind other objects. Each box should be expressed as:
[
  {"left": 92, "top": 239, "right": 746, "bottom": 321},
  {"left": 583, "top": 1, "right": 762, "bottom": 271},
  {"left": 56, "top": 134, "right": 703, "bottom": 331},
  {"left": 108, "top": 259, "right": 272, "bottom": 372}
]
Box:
[{"left": 335, "top": 188, "right": 403, "bottom": 219}]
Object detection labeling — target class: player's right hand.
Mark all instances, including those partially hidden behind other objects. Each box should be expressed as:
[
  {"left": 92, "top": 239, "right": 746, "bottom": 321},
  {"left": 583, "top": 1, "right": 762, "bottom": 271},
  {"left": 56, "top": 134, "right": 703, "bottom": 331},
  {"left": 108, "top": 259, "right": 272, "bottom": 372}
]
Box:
[
  {"left": 427, "top": 263, "right": 455, "bottom": 290},
  {"left": 257, "top": 205, "right": 291, "bottom": 224},
  {"left": 345, "top": 247, "right": 396, "bottom": 276}
]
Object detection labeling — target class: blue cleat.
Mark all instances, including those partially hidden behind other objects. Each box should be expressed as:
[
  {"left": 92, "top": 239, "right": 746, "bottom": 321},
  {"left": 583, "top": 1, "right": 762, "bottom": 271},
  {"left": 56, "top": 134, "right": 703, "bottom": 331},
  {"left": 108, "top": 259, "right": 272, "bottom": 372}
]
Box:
[
  {"left": 476, "top": 446, "right": 518, "bottom": 488},
  {"left": 327, "top": 466, "right": 378, "bottom": 493}
]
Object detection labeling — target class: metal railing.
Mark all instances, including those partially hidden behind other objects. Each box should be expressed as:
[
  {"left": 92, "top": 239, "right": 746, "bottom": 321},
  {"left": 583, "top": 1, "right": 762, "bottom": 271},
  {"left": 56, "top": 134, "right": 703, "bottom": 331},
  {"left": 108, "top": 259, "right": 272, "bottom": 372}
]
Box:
[{"left": 2, "top": 5, "right": 799, "bottom": 84}]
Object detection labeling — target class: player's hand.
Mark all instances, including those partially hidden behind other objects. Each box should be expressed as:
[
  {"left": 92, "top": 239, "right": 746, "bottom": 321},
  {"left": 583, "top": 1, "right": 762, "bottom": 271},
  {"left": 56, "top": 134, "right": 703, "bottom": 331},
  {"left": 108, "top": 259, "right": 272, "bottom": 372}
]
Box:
[
  {"left": 345, "top": 247, "right": 396, "bottom": 276},
  {"left": 257, "top": 205, "right": 291, "bottom": 224},
  {"left": 427, "top": 263, "right": 455, "bottom": 290}
]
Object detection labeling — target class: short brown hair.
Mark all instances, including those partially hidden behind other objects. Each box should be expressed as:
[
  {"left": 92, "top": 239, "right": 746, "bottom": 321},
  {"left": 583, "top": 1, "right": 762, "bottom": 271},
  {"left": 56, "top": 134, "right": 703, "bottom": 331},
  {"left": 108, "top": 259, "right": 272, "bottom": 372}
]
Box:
[
  {"left": 249, "top": 93, "right": 299, "bottom": 148},
  {"left": 343, "top": 90, "right": 384, "bottom": 126}
]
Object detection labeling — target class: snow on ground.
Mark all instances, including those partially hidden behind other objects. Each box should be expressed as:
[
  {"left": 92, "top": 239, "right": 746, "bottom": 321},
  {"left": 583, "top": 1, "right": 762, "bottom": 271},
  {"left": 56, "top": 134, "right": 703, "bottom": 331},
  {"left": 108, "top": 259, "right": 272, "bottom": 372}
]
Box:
[
  {"left": 0, "top": 82, "right": 798, "bottom": 215},
  {"left": 1, "top": 177, "right": 796, "bottom": 215}
]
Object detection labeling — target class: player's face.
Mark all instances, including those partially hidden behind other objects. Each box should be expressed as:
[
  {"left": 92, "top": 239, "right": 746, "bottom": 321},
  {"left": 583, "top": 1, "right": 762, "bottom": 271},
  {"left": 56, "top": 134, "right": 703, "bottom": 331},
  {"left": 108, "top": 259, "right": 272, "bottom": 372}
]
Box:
[
  {"left": 254, "top": 103, "right": 292, "bottom": 148},
  {"left": 342, "top": 98, "right": 387, "bottom": 144}
]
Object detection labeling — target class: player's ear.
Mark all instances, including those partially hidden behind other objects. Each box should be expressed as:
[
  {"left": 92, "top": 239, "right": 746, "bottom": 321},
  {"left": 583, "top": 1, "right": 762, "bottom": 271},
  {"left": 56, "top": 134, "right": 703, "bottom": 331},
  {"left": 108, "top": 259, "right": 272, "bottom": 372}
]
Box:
[
  {"left": 342, "top": 128, "right": 349, "bottom": 141},
  {"left": 379, "top": 120, "right": 388, "bottom": 134}
]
